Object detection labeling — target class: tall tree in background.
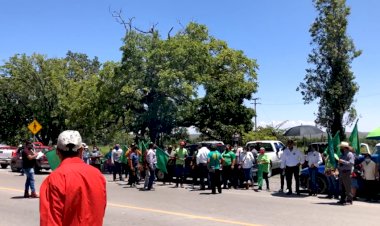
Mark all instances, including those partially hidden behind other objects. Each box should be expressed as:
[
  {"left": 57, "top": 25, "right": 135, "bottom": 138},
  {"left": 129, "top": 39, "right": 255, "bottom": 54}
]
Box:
[
  {"left": 298, "top": 0, "right": 361, "bottom": 140},
  {"left": 185, "top": 38, "right": 258, "bottom": 141},
  {"left": 0, "top": 54, "right": 67, "bottom": 144},
  {"left": 0, "top": 52, "right": 103, "bottom": 144}
]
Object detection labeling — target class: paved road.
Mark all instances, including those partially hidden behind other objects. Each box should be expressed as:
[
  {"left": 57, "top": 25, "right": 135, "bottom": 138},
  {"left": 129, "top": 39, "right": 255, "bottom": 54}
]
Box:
[{"left": 0, "top": 167, "right": 379, "bottom": 226}]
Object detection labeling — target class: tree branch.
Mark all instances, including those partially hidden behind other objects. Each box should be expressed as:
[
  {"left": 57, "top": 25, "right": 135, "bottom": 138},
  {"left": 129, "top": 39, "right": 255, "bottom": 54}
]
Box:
[{"left": 167, "top": 27, "right": 174, "bottom": 39}]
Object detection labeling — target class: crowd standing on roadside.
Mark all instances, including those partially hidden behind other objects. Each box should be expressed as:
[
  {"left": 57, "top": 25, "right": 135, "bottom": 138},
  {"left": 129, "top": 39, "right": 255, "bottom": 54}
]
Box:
[{"left": 13, "top": 133, "right": 379, "bottom": 226}]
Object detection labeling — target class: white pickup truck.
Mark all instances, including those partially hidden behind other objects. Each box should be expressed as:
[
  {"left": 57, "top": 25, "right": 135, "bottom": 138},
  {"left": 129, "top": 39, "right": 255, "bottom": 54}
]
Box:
[
  {"left": 0, "top": 146, "right": 17, "bottom": 169},
  {"left": 245, "top": 140, "right": 286, "bottom": 177}
]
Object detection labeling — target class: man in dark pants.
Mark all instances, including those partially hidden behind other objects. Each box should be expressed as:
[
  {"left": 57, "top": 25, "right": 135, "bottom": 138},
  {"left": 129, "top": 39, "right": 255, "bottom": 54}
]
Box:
[
  {"left": 337, "top": 142, "right": 355, "bottom": 205},
  {"left": 174, "top": 141, "right": 188, "bottom": 188},
  {"left": 221, "top": 145, "right": 236, "bottom": 189},
  {"left": 281, "top": 140, "right": 305, "bottom": 195},
  {"left": 196, "top": 143, "right": 210, "bottom": 190},
  {"left": 207, "top": 144, "right": 223, "bottom": 194},
  {"left": 111, "top": 144, "right": 123, "bottom": 181}
]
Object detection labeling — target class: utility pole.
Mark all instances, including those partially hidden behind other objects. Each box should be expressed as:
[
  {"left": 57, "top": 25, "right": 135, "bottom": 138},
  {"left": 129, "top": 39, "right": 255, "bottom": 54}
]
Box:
[{"left": 252, "top": 98, "right": 261, "bottom": 131}]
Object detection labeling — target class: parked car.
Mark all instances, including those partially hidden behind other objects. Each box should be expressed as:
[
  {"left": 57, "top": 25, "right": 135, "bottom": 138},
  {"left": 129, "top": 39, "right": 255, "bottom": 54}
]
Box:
[
  {"left": 0, "top": 146, "right": 17, "bottom": 169},
  {"left": 245, "top": 140, "right": 286, "bottom": 177},
  {"left": 10, "top": 145, "right": 53, "bottom": 173}
]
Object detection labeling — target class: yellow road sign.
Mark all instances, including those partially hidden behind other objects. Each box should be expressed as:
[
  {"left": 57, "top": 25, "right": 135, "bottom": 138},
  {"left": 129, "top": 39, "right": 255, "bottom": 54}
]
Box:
[{"left": 28, "top": 119, "right": 42, "bottom": 135}]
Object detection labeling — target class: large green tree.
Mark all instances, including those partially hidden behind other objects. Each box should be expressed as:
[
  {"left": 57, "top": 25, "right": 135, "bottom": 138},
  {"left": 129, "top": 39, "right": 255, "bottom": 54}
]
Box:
[
  {"left": 105, "top": 22, "right": 258, "bottom": 143},
  {"left": 0, "top": 54, "right": 67, "bottom": 144},
  {"left": 298, "top": 0, "right": 361, "bottom": 139},
  {"left": 101, "top": 23, "right": 209, "bottom": 143},
  {"left": 0, "top": 52, "right": 102, "bottom": 144},
  {"left": 183, "top": 38, "right": 258, "bottom": 142}
]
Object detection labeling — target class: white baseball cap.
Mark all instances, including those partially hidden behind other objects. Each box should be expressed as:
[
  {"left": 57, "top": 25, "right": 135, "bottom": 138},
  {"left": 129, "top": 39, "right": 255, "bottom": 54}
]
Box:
[{"left": 57, "top": 130, "right": 83, "bottom": 152}]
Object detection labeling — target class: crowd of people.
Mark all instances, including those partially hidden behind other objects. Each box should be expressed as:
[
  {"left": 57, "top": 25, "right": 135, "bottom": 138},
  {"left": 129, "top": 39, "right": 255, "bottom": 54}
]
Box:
[
  {"left": 16, "top": 129, "right": 379, "bottom": 225},
  {"left": 96, "top": 139, "right": 379, "bottom": 203}
]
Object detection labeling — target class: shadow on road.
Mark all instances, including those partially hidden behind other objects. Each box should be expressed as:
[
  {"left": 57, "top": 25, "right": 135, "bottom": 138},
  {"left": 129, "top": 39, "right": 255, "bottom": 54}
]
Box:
[
  {"left": 199, "top": 192, "right": 219, "bottom": 195},
  {"left": 313, "top": 202, "right": 344, "bottom": 206},
  {"left": 271, "top": 192, "right": 308, "bottom": 199},
  {"left": 11, "top": 196, "right": 26, "bottom": 199}
]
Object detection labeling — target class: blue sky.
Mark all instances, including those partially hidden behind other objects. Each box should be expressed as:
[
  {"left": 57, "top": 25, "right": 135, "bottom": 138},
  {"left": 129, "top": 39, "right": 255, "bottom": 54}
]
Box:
[{"left": 1, "top": 0, "right": 379, "bottom": 132}]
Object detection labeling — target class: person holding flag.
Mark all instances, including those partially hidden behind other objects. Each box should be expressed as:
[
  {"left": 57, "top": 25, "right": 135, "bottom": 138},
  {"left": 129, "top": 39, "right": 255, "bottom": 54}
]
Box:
[{"left": 324, "top": 132, "right": 341, "bottom": 199}]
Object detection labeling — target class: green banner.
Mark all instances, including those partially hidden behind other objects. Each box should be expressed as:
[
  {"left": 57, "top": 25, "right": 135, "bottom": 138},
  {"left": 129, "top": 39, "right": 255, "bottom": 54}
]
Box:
[{"left": 45, "top": 149, "right": 61, "bottom": 171}]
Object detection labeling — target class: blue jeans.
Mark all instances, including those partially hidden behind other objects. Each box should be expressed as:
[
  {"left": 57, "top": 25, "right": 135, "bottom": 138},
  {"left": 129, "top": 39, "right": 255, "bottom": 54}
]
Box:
[
  {"left": 175, "top": 165, "right": 185, "bottom": 186},
  {"left": 308, "top": 167, "right": 318, "bottom": 193},
  {"left": 144, "top": 167, "right": 155, "bottom": 189},
  {"left": 326, "top": 175, "right": 338, "bottom": 197},
  {"left": 243, "top": 168, "right": 252, "bottom": 183},
  {"left": 24, "top": 168, "right": 36, "bottom": 193}
]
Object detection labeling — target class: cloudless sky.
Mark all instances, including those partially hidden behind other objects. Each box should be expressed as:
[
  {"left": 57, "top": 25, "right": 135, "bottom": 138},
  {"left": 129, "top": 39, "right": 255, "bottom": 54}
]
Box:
[{"left": 1, "top": 0, "right": 379, "bottom": 132}]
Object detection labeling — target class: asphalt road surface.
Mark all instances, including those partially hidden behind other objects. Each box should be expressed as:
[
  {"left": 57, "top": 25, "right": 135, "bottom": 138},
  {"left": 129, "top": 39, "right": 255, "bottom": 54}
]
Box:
[{"left": 0, "top": 167, "right": 379, "bottom": 226}]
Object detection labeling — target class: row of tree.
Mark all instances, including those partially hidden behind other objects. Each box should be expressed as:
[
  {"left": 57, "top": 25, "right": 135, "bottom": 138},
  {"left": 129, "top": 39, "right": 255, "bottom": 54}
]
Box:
[{"left": 0, "top": 22, "right": 258, "bottom": 145}]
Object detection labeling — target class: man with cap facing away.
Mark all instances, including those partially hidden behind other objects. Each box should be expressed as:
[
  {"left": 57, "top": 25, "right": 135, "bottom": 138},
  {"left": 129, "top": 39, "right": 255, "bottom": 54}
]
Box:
[
  {"left": 337, "top": 141, "right": 355, "bottom": 205},
  {"left": 40, "top": 130, "right": 107, "bottom": 226}
]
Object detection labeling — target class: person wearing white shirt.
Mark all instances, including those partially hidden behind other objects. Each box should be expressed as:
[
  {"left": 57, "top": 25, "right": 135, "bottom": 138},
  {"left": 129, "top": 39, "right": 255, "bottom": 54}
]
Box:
[
  {"left": 144, "top": 143, "right": 157, "bottom": 191},
  {"left": 196, "top": 144, "right": 210, "bottom": 190},
  {"left": 305, "top": 147, "right": 322, "bottom": 196},
  {"left": 111, "top": 144, "right": 123, "bottom": 181},
  {"left": 281, "top": 140, "right": 305, "bottom": 195},
  {"left": 361, "top": 153, "right": 379, "bottom": 202},
  {"left": 240, "top": 148, "right": 255, "bottom": 189}
]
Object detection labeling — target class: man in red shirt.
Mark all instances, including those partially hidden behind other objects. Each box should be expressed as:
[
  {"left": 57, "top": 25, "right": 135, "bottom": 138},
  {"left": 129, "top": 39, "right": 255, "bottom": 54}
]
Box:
[{"left": 40, "top": 130, "right": 107, "bottom": 226}]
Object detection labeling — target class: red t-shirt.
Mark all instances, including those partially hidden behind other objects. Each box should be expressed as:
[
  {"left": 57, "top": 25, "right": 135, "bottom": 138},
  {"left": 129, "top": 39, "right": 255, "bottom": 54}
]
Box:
[{"left": 40, "top": 157, "right": 106, "bottom": 226}]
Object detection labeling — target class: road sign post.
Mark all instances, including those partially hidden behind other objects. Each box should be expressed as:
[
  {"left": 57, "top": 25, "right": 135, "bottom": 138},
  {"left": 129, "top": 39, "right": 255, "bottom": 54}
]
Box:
[{"left": 28, "top": 119, "right": 42, "bottom": 135}]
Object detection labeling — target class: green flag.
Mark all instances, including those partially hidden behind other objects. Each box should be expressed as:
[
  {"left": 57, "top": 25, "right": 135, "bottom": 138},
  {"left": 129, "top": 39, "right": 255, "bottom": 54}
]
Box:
[
  {"left": 138, "top": 141, "right": 148, "bottom": 163},
  {"left": 327, "top": 133, "right": 336, "bottom": 167},
  {"left": 120, "top": 145, "right": 129, "bottom": 164},
  {"left": 45, "top": 149, "right": 61, "bottom": 171},
  {"left": 333, "top": 131, "right": 341, "bottom": 157},
  {"left": 156, "top": 147, "right": 169, "bottom": 174},
  {"left": 349, "top": 119, "right": 360, "bottom": 155}
]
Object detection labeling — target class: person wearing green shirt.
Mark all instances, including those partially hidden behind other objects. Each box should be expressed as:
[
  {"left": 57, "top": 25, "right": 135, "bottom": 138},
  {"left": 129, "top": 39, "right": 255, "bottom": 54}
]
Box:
[
  {"left": 257, "top": 147, "right": 271, "bottom": 190},
  {"left": 221, "top": 145, "right": 236, "bottom": 189},
  {"left": 174, "top": 141, "right": 188, "bottom": 188},
  {"left": 207, "top": 144, "right": 223, "bottom": 194}
]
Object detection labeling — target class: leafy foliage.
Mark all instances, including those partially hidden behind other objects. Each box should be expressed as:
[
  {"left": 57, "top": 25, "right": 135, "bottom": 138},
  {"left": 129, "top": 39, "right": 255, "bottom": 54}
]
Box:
[
  {"left": 297, "top": 0, "right": 361, "bottom": 140},
  {"left": 0, "top": 22, "right": 258, "bottom": 146}
]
